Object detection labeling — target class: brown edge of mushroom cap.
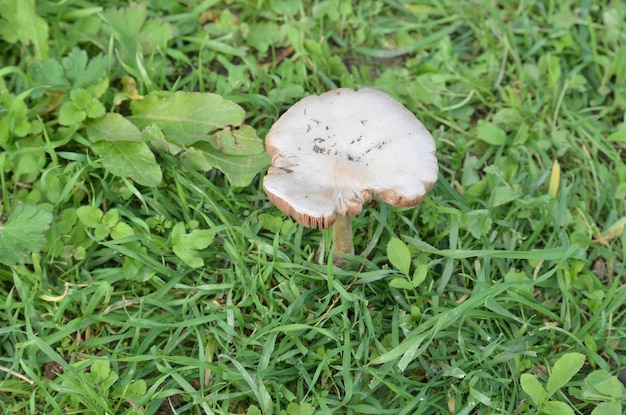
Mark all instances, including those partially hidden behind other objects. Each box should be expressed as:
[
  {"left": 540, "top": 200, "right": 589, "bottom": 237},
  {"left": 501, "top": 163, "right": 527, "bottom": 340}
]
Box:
[
  {"left": 262, "top": 181, "right": 335, "bottom": 229},
  {"left": 263, "top": 174, "right": 437, "bottom": 231}
]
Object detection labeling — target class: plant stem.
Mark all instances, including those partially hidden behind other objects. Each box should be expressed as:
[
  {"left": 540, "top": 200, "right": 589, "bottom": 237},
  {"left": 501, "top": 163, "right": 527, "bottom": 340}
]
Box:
[{"left": 332, "top": 214, "right": 354, "bottom": 265}]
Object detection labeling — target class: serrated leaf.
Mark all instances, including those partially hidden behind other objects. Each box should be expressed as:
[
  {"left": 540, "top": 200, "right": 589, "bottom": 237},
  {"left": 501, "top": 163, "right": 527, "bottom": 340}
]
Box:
[
  {"left": 76, "top": 206, "right": 103, "bottom": 228},
  {"left": 29, "top": 59, "right": 69, "bottom": 87},
  {"left": 387, "top": 237, "right": 411, "bottom": 275},
  {"left": 0, "top": 205, "right": 53, "bottom": 265},
  {"left": 102, "top": 2, "right": 146, "bottom": 36},
  {"left": 520, "top": 373, "right": 547, "bottom": 406},
  {"left": 62, "top": 47, "right": 108, "bottom": 87},
  {"left": 101, "top": 2, "right": 172, "bottom": 67},
  {"left": 546, "top": 352, "right": 585, "bottom": 396}
]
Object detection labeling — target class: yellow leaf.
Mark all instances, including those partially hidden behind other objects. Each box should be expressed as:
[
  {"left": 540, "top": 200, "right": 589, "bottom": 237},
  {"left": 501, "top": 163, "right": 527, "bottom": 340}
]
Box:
[
  {"left": 601, "top": 217, "right": 626, "bottom": 242},
  {"left": 548, "top": 160, "right": 560, "bottom": 198}
]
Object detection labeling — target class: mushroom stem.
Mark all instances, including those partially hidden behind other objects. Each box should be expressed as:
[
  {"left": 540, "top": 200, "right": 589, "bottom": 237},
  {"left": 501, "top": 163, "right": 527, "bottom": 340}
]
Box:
[{"left": 332, "top": 214, "right": 354, "bottom": 264}]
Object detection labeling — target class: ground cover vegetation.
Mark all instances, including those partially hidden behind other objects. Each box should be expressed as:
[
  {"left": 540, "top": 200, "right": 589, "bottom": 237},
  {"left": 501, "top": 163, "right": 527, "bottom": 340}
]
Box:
[{"left": 0, "top": 0, "right": 625, "bottom": 414}]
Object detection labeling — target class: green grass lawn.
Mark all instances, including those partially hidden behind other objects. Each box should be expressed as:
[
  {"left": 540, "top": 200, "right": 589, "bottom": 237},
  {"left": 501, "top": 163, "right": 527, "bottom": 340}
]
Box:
[{"left": 1, "top": 1, "right": 625, "bottom": 414}]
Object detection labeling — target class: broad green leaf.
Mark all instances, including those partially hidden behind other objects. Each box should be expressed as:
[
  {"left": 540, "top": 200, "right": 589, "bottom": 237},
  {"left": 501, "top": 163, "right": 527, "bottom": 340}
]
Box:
[
  {"left": 607, "top": 131, "right": 626, "bottom": 143},
  {"left": 460, "top": 209, "right": 492, "bottom": 238},
  {"left": 94, "top": 223, "right": 110, "bottom": 240},
  {"left": 183, "top": 142, "right": 270, "bottom": 187},
  {"left": 129, "top": 91, "right": 245, "bottom": 146},
  {"left": 111, "top": 222, "right": 134, "bottom": 240},
  {"left": 91, "top": 360, "right": 111, "bottom": 382},
  {"left": 86, "top": 100, "right": 106, "bottom": 119},
  {"left": 542, "top": 401, "right": 574, "bottom": 415},
  {"left": 591, "top": 402, "right": 622, "bottom": 415},
  {"left": 387, "top": 237, "right": 411, "bottom": 275},
  {"left": 102, "top": 209, "right": 120, "bottom": 227},
  {"left": 412, "top": 264, "right": 428, "bottom": 287},
  {"left": 92, "top": 140, "right": 162, "bottom": 187},
  {"left": 520, "top": 374, "right": 547, "bottom": 406},
  {"left": 76, "top": 206, "right": 104, "bottom": 228},
  {"left": 86, "top": 113, "right": 141, "bottom": 143},
  {"left": 171, "top": 223, "right": 214, "bottom": 268},
  {"left": 389, "top": 278, "right": 414, "bottom": 290},
  {"left": 11, "top": 0, "right": 49, "bottom": 59},
  {"left": 58, "top": 102, "right": 86, "bottom": 126},
  {"left": 129, "top": 91, "right": 269, "bottom": 186},
  {"left": 582, "top": 370, "right": 626, "bottom": 401},
  {"left": 490, "top": 185, "right": 519, "bottom": 207},
  {"left": 475, "top": 120, "right": 507, "bottom": 145},
  {"left": 202, "top": 125, "right": 266, "bottom": 156},
  {"left": 142, "top": 123, "right": 181, "bottom": 154},
  {"left": 546, "top": 352, "right": 585, "bottom": 396},
  {"left": 86, "top": 113, "right": 162, "bottom": 186},
  {"left": 0, "top": 205, "right": 53, "bottom": 265},
  {"left": 124, "top": 379, "right": 147, "bottom": 397}
]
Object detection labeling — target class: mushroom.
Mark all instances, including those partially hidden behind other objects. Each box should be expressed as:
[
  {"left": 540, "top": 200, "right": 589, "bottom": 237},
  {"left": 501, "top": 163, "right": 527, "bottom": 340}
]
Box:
[{"left": 263, "top": 88, "right": 438, "bottom": 264}]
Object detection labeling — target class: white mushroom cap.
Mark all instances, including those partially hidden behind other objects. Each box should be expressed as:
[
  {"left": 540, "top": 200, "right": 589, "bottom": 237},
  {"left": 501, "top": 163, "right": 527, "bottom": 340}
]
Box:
[{"left": 263, "top": 88, "right": 438, "bottom": 229}]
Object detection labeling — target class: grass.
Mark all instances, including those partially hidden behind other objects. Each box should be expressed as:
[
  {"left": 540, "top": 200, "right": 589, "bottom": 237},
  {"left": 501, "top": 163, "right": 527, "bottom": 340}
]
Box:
[{"left": 1, "top": 0, "right": 625, "bottom": 414}]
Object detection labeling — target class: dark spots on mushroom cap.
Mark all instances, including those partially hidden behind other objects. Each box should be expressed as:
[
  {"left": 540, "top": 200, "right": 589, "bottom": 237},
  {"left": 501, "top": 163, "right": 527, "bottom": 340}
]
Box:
[
  {"left": 313, "top": 137, "right": 325, "bottom": 143},
  {"left": 279, "top": 167, "right": 294, "bottom": 173},
  {"left": 313, "top": 144, "right": 330, "bottom": 155},
  {"left": 350, "top": 136, "right": 363, "bottom": 145},
  {"left": 360, "top": 119, "right": 367, "bottom": 125}
]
